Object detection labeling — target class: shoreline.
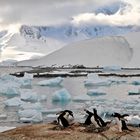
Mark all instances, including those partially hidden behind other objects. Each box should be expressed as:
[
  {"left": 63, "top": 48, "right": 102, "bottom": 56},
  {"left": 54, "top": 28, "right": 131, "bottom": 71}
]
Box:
[{"left": 0, "top": 123, "right": 140, "bottom": 140}]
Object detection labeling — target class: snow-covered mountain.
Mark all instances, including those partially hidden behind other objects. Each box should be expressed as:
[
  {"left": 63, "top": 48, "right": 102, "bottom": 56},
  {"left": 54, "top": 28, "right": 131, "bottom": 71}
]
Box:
[
  {"left": 17, "top": 35, "right": 133, "bottom": 67},
  {"left": 0, "top": 23, "right": 138, "bottom": 63},
  {"left": 20, "top": 24, "right": 139, "bottom": 42},
  {"left": 17, "top": 31, "right": 140, "bottom": 68}
]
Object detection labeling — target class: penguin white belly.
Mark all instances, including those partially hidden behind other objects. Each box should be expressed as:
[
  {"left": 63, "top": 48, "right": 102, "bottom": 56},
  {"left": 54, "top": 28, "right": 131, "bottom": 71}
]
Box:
[
  {"left": 91, "top": 116, "right": 99, "bottom": 127},
  {"left": 115, "top": 118, "right": 122, "bottom": 132},
  {"left": 59, "top": 119, "right": 63, "bottom": 127}
]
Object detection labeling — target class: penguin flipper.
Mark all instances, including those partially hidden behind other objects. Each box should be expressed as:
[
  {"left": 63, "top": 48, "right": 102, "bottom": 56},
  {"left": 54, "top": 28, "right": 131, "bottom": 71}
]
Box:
[
  {"left": 84, "top": 116, "right": 92, "bottom": 125},
  {"left": 121, "top": 120, "right": 128, "bottom": 130}
]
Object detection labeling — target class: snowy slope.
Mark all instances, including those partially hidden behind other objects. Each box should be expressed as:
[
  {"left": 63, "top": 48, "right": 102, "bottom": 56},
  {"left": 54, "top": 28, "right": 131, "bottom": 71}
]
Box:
[
  {"left": 17, "top": 35, "right": 133, "bottom": 67},
  {"left": 124, "top": 32, "right": 140, "bottom": 67}
]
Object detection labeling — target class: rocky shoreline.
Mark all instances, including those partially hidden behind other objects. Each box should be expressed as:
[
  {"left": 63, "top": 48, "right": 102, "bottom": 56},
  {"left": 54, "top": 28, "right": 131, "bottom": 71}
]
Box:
[{"left": 0, "top": 123, "right": 140, "bottom": 140}]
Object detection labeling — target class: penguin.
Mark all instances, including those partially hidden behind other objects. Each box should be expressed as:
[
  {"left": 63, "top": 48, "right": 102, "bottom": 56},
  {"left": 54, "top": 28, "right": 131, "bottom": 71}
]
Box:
[
  {"left": 84, "top": 108, "right": 110, "bottom": 127},
  {"left": 111, "top": 112, "right": 129, "bottom": 132},
  {"left": 56, "top": 110, "right": 74, "bottom": 128}
]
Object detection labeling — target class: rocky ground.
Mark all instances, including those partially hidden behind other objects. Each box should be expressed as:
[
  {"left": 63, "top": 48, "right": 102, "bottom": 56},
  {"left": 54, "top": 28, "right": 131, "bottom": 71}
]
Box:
[{"left": 0, "top": 123, "right": 140, "bottom": 140}]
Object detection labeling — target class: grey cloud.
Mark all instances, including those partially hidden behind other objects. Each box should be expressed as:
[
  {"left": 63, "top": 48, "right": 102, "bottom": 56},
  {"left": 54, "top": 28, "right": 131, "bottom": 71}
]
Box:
[{"left": 0, "top": 0, "right": 139, "bottom": 29}]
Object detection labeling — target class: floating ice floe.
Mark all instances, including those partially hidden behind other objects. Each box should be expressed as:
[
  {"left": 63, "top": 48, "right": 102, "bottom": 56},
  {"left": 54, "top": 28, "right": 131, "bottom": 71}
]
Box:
[
  {"left": 18, "top": 109, "right": 43, "bottom": 123},
  {"left": 128, "top": 89, "right": 140, "bottom": 95},
  {"left": 103, "top": 65, "right": 121, "bottom": 71},
  {"left": 52, "top": 88, "right": 71, "bottom": 102},
  {"left": 21, "top": 90, "right": 38, "bottom": 102},
  {"left": 73, "top": 95, "right": 92, "bottom": 102},
  {"left": 0, "top": 86, "right": 20, "bottom": 97},
  {"left": 20, "top": 89, "right": 47, "bottom": 102},
  {"left": 37, "top": 77, "right": 63, "bottom": 87},
  {"left": 126, "top": 115, "right": 140, "bottom": 126},
  {"left": 0, "top": 126, "right": 16, "bottom": 132},
  {"left": 4, "top": 97, "right": 24, "bottom": 107},
  {"left": 131, "top": 80, "right": 140, "bottom": 85},
  {"left": 24, "top": 72, "right": 34, "bottom": 80},
  {"left": 0, "top": 114, "right": 7, "bottom": 119},
  {"left": 0, "top": 74, "right": 33, "bottom": 88},
  {"left": 20, "top": 102, "right": 43, "bottom": 110},
  {"left": 108, "top": 77, "right": 126, "bottom": 85},
  {"left": 87, "top": 89, "right": 106, "bottom": 96},
  {"left": 84, "top": 73, "right": 111, "bottom": 86}
]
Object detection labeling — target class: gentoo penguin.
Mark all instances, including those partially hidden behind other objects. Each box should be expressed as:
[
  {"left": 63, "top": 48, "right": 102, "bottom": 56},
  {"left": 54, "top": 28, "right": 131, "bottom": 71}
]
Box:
[
  {"left": 56, "top": 110, "right": 74, "bottom": 128},
  {"left": 111, "top": 112, "right": 129, "bottom": 132},
  {"left": 84, "top": 108, "right": 110, "bottom": 127}
]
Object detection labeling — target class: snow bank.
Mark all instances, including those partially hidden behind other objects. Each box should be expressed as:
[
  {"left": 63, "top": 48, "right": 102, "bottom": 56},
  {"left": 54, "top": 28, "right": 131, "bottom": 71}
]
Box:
[
  {"left": 37, "top": 77, "right": 63, "bottom": 87},
  {"left": 52, "top": 88, "right": 71, "bottom": 102},
  {"left": 0, "top": 126, "right": 16, "bottom": 132}
]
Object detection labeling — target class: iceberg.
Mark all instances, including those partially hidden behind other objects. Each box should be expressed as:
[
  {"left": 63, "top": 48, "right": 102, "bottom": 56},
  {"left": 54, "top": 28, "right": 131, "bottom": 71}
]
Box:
[
  {"left": 0, "top": 114, "right": 7, "bottom": 119},
  {"left": 126, "top": 115, "right": 140, "bottom": 126},
  {"left": 84, "top": 73, "right": 111, "bottom": 86},
  {"left": 20, "top": 90, "right": 38, "bottom": 102},
  {"left": 4, "top": 97, "right": 24, "bottom": 107},
  {"left": 20, "top": 89, "right": 47, "bottom": 102},
  {"left": 18, "top": 109, "right": 43, "bottom": 123},
  {"left": 23, "top": 72, "right": 34, "bottom": 80},
  {"left": 52, "top": 88, "right": 71, "bottom": 102},
  {"left": 20, "top": 102, "right": 43, "bottom": 110},
  {"left": 128, "top": 89, "right": 140, "bottom": 95},
  {"left": 87, "top": 89, "right": 106, "bottom": 96},
  {"left": 0, "top": 86, "right": 20, "bottom": 97},
  {"left": 37, "top": 77, "right": 63, "bottom": 87},
  {"left": 131, "top": 80, "right": 140, "bottom": 85}
]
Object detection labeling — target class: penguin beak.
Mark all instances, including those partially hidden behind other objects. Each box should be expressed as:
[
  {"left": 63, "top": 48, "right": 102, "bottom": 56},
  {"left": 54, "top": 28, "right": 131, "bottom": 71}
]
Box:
[
  {"left": 56, "top": 111, "right": 63, "bottom": 115},
  {"left": 70, "top": 113, "right": 74, "bottom": 118}
]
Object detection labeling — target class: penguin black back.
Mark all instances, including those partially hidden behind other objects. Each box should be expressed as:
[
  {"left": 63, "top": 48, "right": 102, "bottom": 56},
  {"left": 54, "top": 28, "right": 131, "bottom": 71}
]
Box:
[
  {"left": 84, "top": 109, "right": 94, "bottom": 125},
  {"left": 112, "top": 112, "right": 129, "bottom": 132},
  {"left": 93, "top": 108, "right": 108, "bottom": 127},
  {"left": 57, "top": 110, "right": 73, "bottom": 128}
]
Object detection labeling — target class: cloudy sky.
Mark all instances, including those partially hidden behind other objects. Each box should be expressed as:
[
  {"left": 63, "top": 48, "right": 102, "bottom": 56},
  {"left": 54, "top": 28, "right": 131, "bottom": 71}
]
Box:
[{"left": 0, "top": 0, "right": 140, "bottom": 31}]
